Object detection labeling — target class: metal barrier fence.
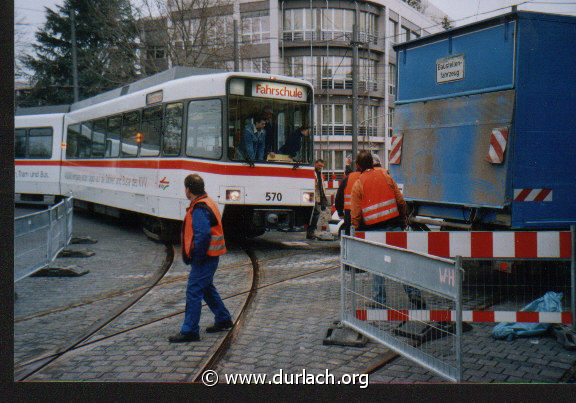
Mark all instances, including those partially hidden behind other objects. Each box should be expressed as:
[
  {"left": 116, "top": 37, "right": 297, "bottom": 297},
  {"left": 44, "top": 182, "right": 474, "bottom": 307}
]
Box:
[
  {"left": 14, "top": 197, "right": 74, "bottom": 282},
  {"left": 353, "top": 230, "right": 575, "bottom": 328},
  {"left": 340, "top": 235, "right": 464, "bottom": 382}
]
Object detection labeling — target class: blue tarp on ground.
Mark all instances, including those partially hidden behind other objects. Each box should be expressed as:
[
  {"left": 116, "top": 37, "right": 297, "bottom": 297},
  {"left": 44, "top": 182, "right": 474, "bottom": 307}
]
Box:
[{"left": 492, "top": 292, "right": 563, "bottom": 341}]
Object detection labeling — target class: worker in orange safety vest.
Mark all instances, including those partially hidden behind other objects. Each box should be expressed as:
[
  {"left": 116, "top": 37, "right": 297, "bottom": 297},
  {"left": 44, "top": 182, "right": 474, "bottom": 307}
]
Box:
[
  {"left": 350, "top": 151, "right": 426, "bottom": 309},
  {"left": 350, "top": 151, "right": 406, "bottom": 230},
  {"left": 169, "top": 173, "right": 233, "bottom": 342}
]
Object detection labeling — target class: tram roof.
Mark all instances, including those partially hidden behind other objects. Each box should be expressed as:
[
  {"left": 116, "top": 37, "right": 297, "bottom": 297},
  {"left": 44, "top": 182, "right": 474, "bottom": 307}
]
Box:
[{"left": 16, "top": 67, "right": 312, "bottom": 116}]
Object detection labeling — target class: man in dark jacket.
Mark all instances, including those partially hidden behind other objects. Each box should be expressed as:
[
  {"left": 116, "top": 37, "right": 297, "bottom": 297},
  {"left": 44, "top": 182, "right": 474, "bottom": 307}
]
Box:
[{"left": 169, "top": 174, "right": 233, "bottom": 342}]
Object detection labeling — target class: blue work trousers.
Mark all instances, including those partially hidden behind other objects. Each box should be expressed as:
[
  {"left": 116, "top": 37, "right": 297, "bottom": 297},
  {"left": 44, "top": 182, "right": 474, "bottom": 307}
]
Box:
[
  {"left": 181, "top": 256, "right": 232, "bottom": 335},
  {"left": 366, "top": 225, "right": 422, "bottom": 306}
]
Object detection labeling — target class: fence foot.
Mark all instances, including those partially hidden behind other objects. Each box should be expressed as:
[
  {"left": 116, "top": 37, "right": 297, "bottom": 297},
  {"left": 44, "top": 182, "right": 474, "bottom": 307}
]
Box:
[
  {"left": 70, "top": 236, "right": 98, "bottom": 244},
  {"left": 31, "top": 265, "right": 89, "bottom": 277},
  {"left": 551, "top": 325, "right": 576, "bottom": 351},
  {"left": 323, "top": 321, "right": 368, "bottom": 347},
  {"left": 57, "top": 249, "right": 95, "bottom": 258}
]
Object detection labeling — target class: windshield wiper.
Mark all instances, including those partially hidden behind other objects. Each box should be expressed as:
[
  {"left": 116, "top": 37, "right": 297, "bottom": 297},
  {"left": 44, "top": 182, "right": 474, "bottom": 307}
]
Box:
[{"left": 292, "top": 161, "right": 301, "bottom": 170}]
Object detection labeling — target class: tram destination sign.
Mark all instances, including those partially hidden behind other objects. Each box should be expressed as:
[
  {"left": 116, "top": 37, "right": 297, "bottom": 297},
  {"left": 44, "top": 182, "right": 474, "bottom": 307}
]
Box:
[
  {"left": 252, "top": 81, "right": 308, "bottom": 102},
  {"left": 436, "top": 54, "right": 465, "bottom": 84}
]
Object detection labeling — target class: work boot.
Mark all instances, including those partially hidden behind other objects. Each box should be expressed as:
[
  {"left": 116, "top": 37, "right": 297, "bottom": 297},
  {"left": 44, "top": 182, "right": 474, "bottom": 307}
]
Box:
[
  {"left": 168, "top": 332, "right": 200, "bottom": 343},
  {"left": 206, "top": 319, "right": 234, "bottom": 333}
]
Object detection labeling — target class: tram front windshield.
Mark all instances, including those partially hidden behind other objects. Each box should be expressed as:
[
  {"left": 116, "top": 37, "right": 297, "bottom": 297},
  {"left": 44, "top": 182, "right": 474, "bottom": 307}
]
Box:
[{"left": 228, "top": 78, "right": 312, "bottom": 165}]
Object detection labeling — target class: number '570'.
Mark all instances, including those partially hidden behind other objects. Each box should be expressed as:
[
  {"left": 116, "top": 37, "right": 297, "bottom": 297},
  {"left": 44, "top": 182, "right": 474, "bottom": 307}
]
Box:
[{"left": 265, "top": 192, "right": 282, "bottom": 201}]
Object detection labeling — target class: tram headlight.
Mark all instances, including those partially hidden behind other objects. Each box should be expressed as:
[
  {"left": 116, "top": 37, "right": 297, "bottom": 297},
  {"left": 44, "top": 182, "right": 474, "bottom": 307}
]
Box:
[
  {"left": 302, "top": 192, "right": 314, "bottom": 203},
  {"left": 226, "top": 190, "right": 241, "bottom": 201}
]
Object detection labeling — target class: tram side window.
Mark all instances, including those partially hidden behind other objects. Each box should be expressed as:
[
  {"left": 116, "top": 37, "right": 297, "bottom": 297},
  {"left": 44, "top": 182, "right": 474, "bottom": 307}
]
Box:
[
  {"left": 66, "top": 124, "right": 81, "bottom": 159},
  {"left": 121, "top": 111, "right": 140, "bottom": 157},
  {"left": 15, "top": 129, "right": 27, "bottom": 158},
  {"left": 186, "top": 99, "right": 222, "bottom": 159},
  {"left": 92, "top": 119, "right": 106, "bottom": 157},
  {"left": 28, "top": 127, "right": 53, "bottom": 158},
  {"left": 141, "top": 106, "right": 162, "bottom": 157},
  {"left": 163, "top": 102, "right": 183, "bottom": 156},
  {"left": 106, "top": 116, "right": 121, "bottom": 157},
  {"left": 79, "top": 122, "right": 92, "bottom": 158}
]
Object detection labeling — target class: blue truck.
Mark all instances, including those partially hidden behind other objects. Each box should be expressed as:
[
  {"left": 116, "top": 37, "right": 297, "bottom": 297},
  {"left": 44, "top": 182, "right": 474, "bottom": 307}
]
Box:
[{"left": 390, "top": 11, "right": 575, "bottom": 230}]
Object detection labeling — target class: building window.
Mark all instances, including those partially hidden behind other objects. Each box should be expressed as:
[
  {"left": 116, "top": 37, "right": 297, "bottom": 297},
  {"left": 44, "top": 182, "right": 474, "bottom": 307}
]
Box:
[
  {"left": 387, "top": 19, "right": 398, "bottom": 54},
  {"left": 334, "top": 150, "right": 344, "bottom": 171},
  {"left": 358, "top": 105, "right": 378, "bottom": 137},
  {"left": 320, "top": 103, "right": 353, "bottom": 136},
  {"left": 241, "top": 58, "right": 270, "bottom": 74},
  {"left": 146, "top": 46, "right": 165, "bottom": 60},
  {"left": 400, "top": 26, "right": 410, "bottom": 43},
  {"left": 389, "top": 63, "right": 396, "bottom": 95},
  {"left": 284, "top": 56, "right": 316, "bottom": 84},
  {"left": 283, "top": 8, "right": 317, "bottom": 41},
  {"left": 388, "top": 107, "right": 395, "bottom": 138},
  {"left": 242, "top": 10, "right": 270, "bottom": 44},
  {"left": 321, "top": 8, "right": 354, "bottom": 41},
  {"left": 321, "top": 56, "right": 352, "bottom": 89},
  {"left": 359, "top": 11, "right": 378, "bottom": 44}
]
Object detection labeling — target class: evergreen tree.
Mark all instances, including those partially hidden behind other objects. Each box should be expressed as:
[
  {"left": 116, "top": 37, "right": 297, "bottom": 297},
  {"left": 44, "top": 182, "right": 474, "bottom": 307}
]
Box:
[{"left": 20, "top": 0, "right": 139, "bottom": 107}]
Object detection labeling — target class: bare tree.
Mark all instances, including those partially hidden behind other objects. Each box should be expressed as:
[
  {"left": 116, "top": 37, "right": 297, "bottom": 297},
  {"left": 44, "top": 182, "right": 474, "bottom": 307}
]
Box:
[
  {"left": 134, "top": 0, "right": 234, "bottom": 73},
  {"left": 14, "top": 11, "right": 30, "bottom": 82}
]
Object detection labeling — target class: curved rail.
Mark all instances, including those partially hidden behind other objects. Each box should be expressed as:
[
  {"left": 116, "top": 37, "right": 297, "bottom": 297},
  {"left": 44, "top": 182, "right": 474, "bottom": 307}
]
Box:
[{"left": 15, "top": 242, "right": 175, "bottom": 381}]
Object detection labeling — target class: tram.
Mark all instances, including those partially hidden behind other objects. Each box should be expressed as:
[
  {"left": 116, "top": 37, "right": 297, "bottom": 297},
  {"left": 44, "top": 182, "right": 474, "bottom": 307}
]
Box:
[{"left": 15, "top": 68, "right": 316, "bottom": 238}]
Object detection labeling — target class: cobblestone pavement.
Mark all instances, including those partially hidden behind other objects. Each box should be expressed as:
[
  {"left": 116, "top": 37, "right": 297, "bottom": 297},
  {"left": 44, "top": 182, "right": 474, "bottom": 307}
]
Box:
[{"left": 14, "top": 212, "right": 576, "bottom": 384}]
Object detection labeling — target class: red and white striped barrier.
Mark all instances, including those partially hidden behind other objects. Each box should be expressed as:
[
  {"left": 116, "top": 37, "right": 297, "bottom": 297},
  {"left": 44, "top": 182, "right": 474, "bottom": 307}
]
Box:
[
  {"left": 355, "top": 309, "right": 573, "bottom": 324},
  {"left": 389, "top": 135, "right": 403, "bottom": 165},
  {"left": 486, "top": 127, "right": 508, "bottom": 164},
  {"left": 353, "top": 231, "right": 572, "bottom": 259},
  {"left": 326, "top": 180, "right": 341, "bottom": 189},
  {"left": 514, "top": 188, "right": 553, "bottom": 202}
]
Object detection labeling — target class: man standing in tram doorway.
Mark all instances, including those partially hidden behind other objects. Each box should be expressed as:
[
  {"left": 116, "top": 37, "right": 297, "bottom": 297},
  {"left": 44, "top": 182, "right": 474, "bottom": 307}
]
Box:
[
  {"left": 350, "top": 151, "right": 426, "bottom": 309},
  {"left": 169, "top": 174, "right": 233, "bottom": 342}
]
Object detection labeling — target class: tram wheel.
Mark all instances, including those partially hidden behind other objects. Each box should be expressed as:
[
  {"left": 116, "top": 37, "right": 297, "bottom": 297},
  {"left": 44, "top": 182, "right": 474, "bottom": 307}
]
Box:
[{"left": 142, "top": 216, "right": 180, "bottom": 243}]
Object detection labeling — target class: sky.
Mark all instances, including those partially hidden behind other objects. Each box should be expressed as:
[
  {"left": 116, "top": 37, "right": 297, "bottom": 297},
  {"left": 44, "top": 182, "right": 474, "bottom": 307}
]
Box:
[{"left": 14, "top": 0, "right": 576, "bottom": 77}]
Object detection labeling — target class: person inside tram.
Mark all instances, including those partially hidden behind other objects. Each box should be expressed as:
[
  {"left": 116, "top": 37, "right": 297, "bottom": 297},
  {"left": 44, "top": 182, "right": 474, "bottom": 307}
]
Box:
[
  {"left": 263, "top": 107, "right": 278, "bottom": 157},
  {"left": 240, "top": 113, "right": 267, "bottom": 162},
  {"left": 278, "top": 124, "right": 310, "bottom": 161}
]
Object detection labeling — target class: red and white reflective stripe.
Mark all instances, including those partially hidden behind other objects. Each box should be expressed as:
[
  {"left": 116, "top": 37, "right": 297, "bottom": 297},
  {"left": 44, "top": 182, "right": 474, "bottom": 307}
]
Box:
[
  {"left": 514, "top": 188, "right": 553, "bottom": 202},
  {"left": 326, "top": 180, "right": 340, "bottom": 189},
  {"left": 486, "top": 127, "right": 508, "bottom": 164},
  {"left": 355, "top": 309, "right": 573, "bottom": 324},
  {"left": 353, "top": 231, "right": 572, "bottom": 259},
  {"left": 389, "top": 135, "right": 403, "bottom": 165}
]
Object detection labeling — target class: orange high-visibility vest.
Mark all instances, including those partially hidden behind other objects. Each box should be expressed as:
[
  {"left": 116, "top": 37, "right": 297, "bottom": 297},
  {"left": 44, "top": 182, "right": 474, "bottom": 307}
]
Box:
[
  {"left": 181, "top": 195, "right": 226, "bottom": 263},
  {"left": 358, "top": 169, "right": 399, "bottom": 225},
  {"left": 343, "top": 172, "right": 361, "bottom": 211}
]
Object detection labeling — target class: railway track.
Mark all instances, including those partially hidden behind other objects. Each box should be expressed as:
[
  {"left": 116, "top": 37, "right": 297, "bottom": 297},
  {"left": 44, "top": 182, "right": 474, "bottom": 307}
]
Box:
[
  {"left": 15, "top": 238, "right": 340, "bottom": 382},
  {"left": 15, "top": 242, "right": 175, "bottom": 381}
]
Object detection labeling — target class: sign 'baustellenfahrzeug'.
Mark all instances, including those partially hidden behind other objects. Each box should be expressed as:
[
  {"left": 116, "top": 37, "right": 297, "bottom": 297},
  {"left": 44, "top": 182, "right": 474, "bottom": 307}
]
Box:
[{"left": 436, "top": 54, "right": 465, "bottom": 84}]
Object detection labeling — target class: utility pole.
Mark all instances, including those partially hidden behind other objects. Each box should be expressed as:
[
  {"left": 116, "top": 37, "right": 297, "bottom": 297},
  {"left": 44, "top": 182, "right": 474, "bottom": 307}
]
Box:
[
  {"left": 70, "top": 9, "right": 79, "bottom": 102},
  {"left": 351, "top": 9, "right": 359, "bottom": 159},
  {"left": 233, "top": 19, "right": 240, "bottom": 70}
]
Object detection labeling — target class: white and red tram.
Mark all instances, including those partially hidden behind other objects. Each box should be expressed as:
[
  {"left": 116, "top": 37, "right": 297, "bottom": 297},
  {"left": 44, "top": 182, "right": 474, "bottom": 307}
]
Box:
[{"left": 15, "top": 69, "right": 316, "bottom": 238}]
